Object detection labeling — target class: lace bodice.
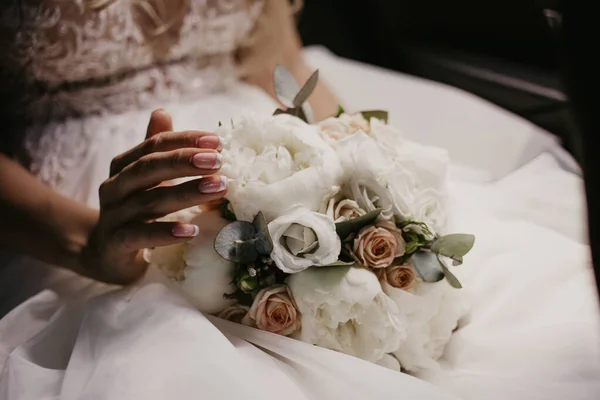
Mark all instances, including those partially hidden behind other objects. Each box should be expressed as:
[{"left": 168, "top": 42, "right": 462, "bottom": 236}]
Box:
[
  {"left": 0, "top": 0, "right": 265, "bottom": 194},
  {"left": 0, "top": 0, "right": 263, "bottom": 120}
]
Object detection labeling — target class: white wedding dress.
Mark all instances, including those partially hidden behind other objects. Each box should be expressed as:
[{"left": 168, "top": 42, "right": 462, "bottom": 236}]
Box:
[{"left": 1, "top": 2, "right": 599, "bottom": 399}]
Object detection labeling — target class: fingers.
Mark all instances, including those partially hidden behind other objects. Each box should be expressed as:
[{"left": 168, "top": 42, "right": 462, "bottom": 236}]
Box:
[
  {"left": 105, "top": 175, "right": 228, "bottom": 227},
  {"left": 101, "top": 148, "right": 223, "bottom": 206},
  {"left": 110, "top": 130, "right": 222, "bottom": 177},
  {"left": 112, "top": 221, "right": 200, "bottom": 254},
  {"left": 146, "top": 109, "right": 173, "bottom": 140}
]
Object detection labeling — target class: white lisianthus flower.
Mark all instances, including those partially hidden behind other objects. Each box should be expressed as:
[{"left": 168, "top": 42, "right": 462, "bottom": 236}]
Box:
[
  {"left": 180, "top": 210, "right": 237, "bottom": 314},
  {"left": 287, "top": 266, "right": 406, "bottom": 363},
  {"left": 268, "top": 204, "right": 341, "bottom": 273},
  {"left": 218, "top": 112, "right": 342, "bottom": 222}
]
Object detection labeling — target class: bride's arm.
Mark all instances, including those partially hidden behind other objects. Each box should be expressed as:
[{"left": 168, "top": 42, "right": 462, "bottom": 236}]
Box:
[
  {"left": 0, "top": 110, "right": 228, "bottom": 284},
  {"left": 0, "top": 153, "right": 98, "bottom": 275}
]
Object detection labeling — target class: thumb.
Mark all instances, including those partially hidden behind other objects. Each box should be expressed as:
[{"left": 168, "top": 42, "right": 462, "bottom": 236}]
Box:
[{"left": 146, "top": 109, "right": 173, "bottom": 139}]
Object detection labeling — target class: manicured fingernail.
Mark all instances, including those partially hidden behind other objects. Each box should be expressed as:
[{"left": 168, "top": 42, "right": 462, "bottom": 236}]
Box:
[
  {"left": 172, "top": 224, "right": 199, "bottom": 238},
  {"left": 192, "top": 153, "right": 222, "bottom": 169},
  {"left": 198, "top": 175, "right": 228, "bottom": 194},
  {"left": 197, "top": 135, "right": 222, "bottom": 150}
]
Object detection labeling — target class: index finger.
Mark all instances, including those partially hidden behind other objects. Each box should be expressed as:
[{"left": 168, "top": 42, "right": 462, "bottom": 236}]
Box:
[{"left": 110, "top": 130, "right": 222, "bottom": 176}]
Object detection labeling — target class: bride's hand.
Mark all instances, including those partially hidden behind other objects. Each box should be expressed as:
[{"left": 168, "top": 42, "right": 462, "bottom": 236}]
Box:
[{"left": 81, "top": 110, "right": 227, "bottom": 284}]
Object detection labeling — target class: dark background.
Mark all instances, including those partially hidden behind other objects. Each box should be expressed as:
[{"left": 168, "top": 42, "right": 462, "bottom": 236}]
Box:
[{"left": 297, "top": 0, "right": 575, "bottom": 156}]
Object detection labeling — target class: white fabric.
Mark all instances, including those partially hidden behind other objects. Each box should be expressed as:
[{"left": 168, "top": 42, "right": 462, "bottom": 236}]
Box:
[{"left": 1, "top": 47, "right": 599, "bottom": 400}]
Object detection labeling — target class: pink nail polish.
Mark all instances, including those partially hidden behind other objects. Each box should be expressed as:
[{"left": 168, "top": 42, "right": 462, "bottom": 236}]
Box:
[
  {"left": 192, "top": 153, "right": 222, "bottom": 169},
  {"left": 198, "top": 175, "right": 228, "bottom": 194},
  {"left": 172, "top": 224, "right": 199, "bottom": 238},
  {"left": 196, "top": 135, "right": 222, "bottom": 150}
]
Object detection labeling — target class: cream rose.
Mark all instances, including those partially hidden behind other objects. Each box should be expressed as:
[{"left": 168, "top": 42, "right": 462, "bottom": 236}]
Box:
[
  {"left": 287, "top": 266, "right": 405, "bottom": 363},
  {"left": 218, "top": 304, "right": 250, "bottom": 323},
  {"left": 353, "top": 221, "right": 406, "bottom": 269},
  {"left": 325, "top": 197, "right": 366, "bottom": 223},
  {"left": 218, "top": 112, "right": 342, "bottom": 222},
  {"left": 243, "top": 285, "right": 301, "bottom": 336},
  {"left": 268, "top": 204, "right": 341, "bottom": 274},
  {"left": 377, "top": 264, "right": 417, "bottom": 291}
]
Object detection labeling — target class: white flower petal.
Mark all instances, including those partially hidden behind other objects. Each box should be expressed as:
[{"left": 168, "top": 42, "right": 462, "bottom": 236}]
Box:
[{"left": 268, "top": 204, "right": 341, "bottom": 273}]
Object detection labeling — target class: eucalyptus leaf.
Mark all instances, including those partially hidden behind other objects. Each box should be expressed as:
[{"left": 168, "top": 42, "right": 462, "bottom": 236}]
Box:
[
  {"left": 411, "top": 252, "right": 444, "bottom": 283},
  {"left": 273, "top": 64, "right": 299, "bottom": 108},
  {"left": 323, "top": 260, "right": 356, "bottom": 267},
  {"left": 252, "top": 212, "right": 273, "bottom": 255},
  {"left": 437, "top": 255, "right": 463, "bottom": 289},
  {"left": 451, "top": 255, "right": 463, "bottom": 266},
  {"left": 335, "top": 208, "right": 382, "bottom": 240},
  {"left": 220, "top": 200, "right": 236, "bottom": 222},
  {"left": 214, "top": 221, "right": 258, "bottom": 263},
  {"left": 430, "top": 234, "right": 475, "bottom": 258},
  {"left": 336, "top": 105, "right": 345, "bottom": 117},
  {"left": 293, "top": 69, "right": 319, "bottom": 107},
  {"left": 297, "top": 106, "right": 309, "bottom": 123},
  {"left": 360, "top": 110, "right": 389, "bottom": 123}
]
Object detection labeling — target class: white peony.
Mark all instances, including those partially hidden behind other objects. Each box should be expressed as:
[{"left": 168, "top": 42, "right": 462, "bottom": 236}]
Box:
[
  {"left": 180, "top": 210, "right": 237, "bottom": 314},
  {"left": 370, "top": 119, "right": 449, "bottom": 232},
  {"left": 287, "top": 266, "right": 405, "bottom": 363},
  {"left": 218, "top": 112, "right": 342, "bottom": 222},
  {"left": 145, "top": 206, "right": 202, "bottom": 281},
  {"left": 334, "top": 129, "right": 448, "bottom": 233},
  {"left": 334, "top": 131, "right": 396, "bottom": 220},
  {"left": 386, "top": 280, "right": 469, "bottom": 371},
  {"left": 268, "top": 204, "right": 341, "bottom": 273}
]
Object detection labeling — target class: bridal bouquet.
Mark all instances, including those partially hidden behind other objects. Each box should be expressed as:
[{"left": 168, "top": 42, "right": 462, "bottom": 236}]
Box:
[{"left": 147, "top": 67, "right": 475, "bottom": 372}]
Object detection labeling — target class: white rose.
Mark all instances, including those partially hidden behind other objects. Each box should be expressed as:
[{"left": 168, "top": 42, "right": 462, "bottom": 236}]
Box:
[
  {"left": 339, "top": 112, "right": 370, "bottom": 134},
  {"left": 268, "top": 204, "right": 341, "bottom": 273},
  {"left": 287, "top": 266, "right": 405, "bottom": 363},
  {"left": 180, "top": 210, "right": 237, "bottom": 314},
  {"left": 218, "top": 112, "right": 342, "bottom": 222},
  {"left": 317, "top": 117, "right": 353, "bottom": 145}
]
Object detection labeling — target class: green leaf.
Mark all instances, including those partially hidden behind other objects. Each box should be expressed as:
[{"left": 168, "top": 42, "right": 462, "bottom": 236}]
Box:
[
  {"left": 218, "top": 121, "right": 222, "bottom": 127},
  {"left": 293, "top": 69, "right": 319, "bottom": 107},
  {"left": 411, "top": 252, "right": 444, "bottom": 282},
  {"left": 430, "top": 234, "right": 475, "bottom": 258},
  {"left": 323, "top": 260, "right": 356, "bottom": 267},
  {"left": 273, "top": 64, "right": 299, "bottom": 108},
  {"left": 451, "top": 255, "right": 463, "bottom": 266},
  {"left": 220, "top": 200, "right": 236, "bottom": 222},
  {"left": 335, "top": 209, "right": 382, "bottom": 240},
  {"left": 437, "top": 255, "right": 463, "bottom": 289},
  {"left": 252, "top": 212, "right": 274, "bottom": 255},
  {"left": 214, "top": 221, "right": 258, "bottom": 263},
  {"left": 335, "top": 105, "right": 345, "bottom": 117},
  {"left": 360, "top": 110, "right": 389, "bottom": 123}
]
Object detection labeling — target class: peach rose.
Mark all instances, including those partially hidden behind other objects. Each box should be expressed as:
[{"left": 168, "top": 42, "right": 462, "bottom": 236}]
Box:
[
  {"left": 377, "top": 264, "right": 416, "bottom": 290},
  {"left": 353, "top": 221, "right": 406, "bottom": 268},
  {"left": 244, "top": 285, "right": 301, "bottom": 336},
  {"left": 218, "top": 304, "right": 250, "bottom": 324}
]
